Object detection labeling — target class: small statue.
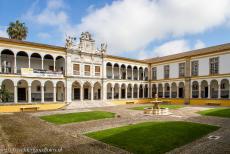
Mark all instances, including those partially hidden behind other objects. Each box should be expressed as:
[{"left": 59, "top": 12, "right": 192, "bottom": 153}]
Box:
[
  {"left": 65, "top": 35, "right": 76, "bottom": 49},
  {"left": 80, "top": 32, "right": 92, "bottom": 41},
  {"left": 100, "top": 43, "right": 107, "bottom": 53}
]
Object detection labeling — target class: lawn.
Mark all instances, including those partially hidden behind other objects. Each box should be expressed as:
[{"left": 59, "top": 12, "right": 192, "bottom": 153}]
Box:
[
  {"left": 130, "top": 104, "right": 183, "bottom": 110},
  {"left": 86, "top": 121, "right": 218, "bottom": 154},
  {"left": 198, "top": 108, "right": 230, "bottom": 118},
  {"left": 40, "top": 111, "right": 115, "bottom": 124}
]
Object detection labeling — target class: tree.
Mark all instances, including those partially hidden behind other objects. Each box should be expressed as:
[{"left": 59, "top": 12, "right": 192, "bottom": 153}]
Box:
[
  {"left": 7, "top": 20, "right": 28, "bottom": 40},
  {"left": 0, "top": 86, "right": 11, "bottom": 102}
]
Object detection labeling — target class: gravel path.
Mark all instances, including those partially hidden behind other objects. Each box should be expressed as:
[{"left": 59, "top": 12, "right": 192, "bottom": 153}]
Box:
[{"left": 0, "top": 104, "right": 229, "bottom": 154}]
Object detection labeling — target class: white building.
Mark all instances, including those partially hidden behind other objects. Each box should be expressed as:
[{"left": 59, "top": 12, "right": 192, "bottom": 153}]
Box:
[{"left": 0, "top": 32, "right": 229, "bottom": 110}]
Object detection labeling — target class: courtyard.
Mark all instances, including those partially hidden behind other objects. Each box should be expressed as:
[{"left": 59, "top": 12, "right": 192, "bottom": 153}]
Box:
[{"left": 0, "top": 104, "right": 229, "bottom": 154}]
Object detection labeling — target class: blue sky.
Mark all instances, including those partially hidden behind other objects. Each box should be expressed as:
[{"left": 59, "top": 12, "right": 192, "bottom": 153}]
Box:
[{"left": 1, "top": 0, "right": 230, "bottom": 59}]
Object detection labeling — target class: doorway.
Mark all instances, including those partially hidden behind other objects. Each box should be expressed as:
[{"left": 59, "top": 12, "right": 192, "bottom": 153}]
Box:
[
  {"left": 18, "top": 88, "right": 26, "bottom": 102},
  {"left": 84, "top": 88, "right": 89, "bottom": 99},
  {"left": 74, "top": 88, "right": 80, "bottom": 100},
  {"left": 179, "top": 88, "right": 184, "bottom": 98}
]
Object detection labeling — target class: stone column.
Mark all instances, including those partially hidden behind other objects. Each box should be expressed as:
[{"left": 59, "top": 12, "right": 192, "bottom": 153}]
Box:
[
  {"left": 131, "top": 87, "right": 133, "bottom": 99},
  {"left": 198, "top": 85, "right": 201, "bottom": 98},
  {"left": 125, "top": 87, "right": 127, "bottom": 99},
  {"left": 118, "top": 86, "right": 121, "bottom": 99},
  {"left": 14, "top": 56, "right": 17, "bottom": 73},
  {"left": 28, "top": 56, "right": 31, "bottom": 68},
  {"left": 91, "top": 86, "right": 94, "bottom": 101},
  {"left": 137, "top": 69, "right": 139, "bottom": 80},
  {"left": 131, "top": 68, "right": 133, "bottom": 80},
  {"left": 169, "top": 85, "right": 171, "bottom": 98},
  {"left": 126, "top": 68, "right": 128, "bottom": 80},
  {"left": 81, "top": 86, "right": 84, "bottom": 101},
  {"left": 0, "top": 55, "right": 1, "bottom": 73},
  {"left": 41, "top": 57, "right": 44, "bottom": 70},
  {"left": 162, "top": 86, "right": 165, "bottom": 98},
  {"left": 218, "top": 85, "right": 221, "bottom": 99},
  {"left": 53, "top": 59, "right": 56, "bottom": 71},
  {"left": 14, "top": 86, "right": 17, "bottom": 103},
  {"left": 184, "top": 58, "right": 191, "bottom": 104},
  {"left": 28, "top": 85, "right": 31, "bottom": 103},
  {"left": 111, "top": 87, "right": 114, "bottom": 100},
  {"left": 112, "top": 66, "right": 114, "bottom": 79},
  {"left": 41, "top": 86, "right": 44, "bottom": 103},
  {"left": 137, "top": 86, "right": 139, "bottom": 99},
  {"left": 53, "top": 86, "right": 56, "bottom": 102},
  {"left": 208, "top": 85, "right": 210, "bottom": 99}
]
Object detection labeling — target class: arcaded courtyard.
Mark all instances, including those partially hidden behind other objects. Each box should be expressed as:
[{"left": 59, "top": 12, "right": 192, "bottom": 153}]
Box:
[{"left": 0, "top": 104, "right": 229, "bottom": 154}]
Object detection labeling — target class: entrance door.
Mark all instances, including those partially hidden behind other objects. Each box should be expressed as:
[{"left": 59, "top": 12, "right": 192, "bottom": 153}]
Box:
[
  {"left": 98, "top": 89, "right": 101, "bottom": 99},
  {"left": 122, "top": 89, "right": 125, "bottom": 98},
  {"left": 179, "top": 88, "right": 184, "bottom": 98},
  {"left": 18, "top": 88, "right": 26, "bottom": 102},
  {"left": 84, "top": 88, "right": 89, "bottom": 99},
  {"left": 74, "top": 88, "right": 80, "bottom": 100},
  {"left": 205, "top": 87, "right": 208, "bottom": 98}
]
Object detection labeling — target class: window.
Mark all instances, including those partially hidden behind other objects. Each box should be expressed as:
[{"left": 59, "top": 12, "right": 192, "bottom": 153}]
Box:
[
  {"left": 210, "top": 57, "right": 219, "bottom": 75},
  {"left": 191, "top": 61, "right": 199, "bottom": 76},
  {"left": 73, "top": 64, "right": 80, "bottom": 75},
  {"left": 84, "top": 65, "right": 91, "bottom": 76},
  {"left": 152, "top": 67, "right": 157, "bottom": 80},
  {"left": 164, "top": 65, "right": 170, "bottom": 79},
  {"left": 179, "top": 63, "right": 185, "bottom": 77},
  {"left": 95, "top": 66, "right": 100, "bottom": 76}
]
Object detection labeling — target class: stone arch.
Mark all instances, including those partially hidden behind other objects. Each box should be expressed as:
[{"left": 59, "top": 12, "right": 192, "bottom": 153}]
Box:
[
  {"left": 107, "top": 83, "right": 113, "bottom": 99},
  {"left": 114, "top": 83, "right": 120, "bottom": 99},
  {"left": 201, "top": 80, "right": 208, "bottom": 98},
  {"left": 210, "top": 80, "right": 218, "bottom": 98},
  {"left": 127, "top": 65, "right": 132, "bottom": 80},
  {"left": 121, "top": 83, "right": 126, "bottom": 99},
  {"left": 139, "top": 84, "right": 144, "bottom": 98},
  {"left": 55, "top": 56, "right": 65, "bottom": 73},
  {"left": 106, "top": 62, "right": 113, "bottom": 79},
  {"left": 139, "top": 67, "right": 143, "bottom": 80},
  {"left": 144, "top": 68, "right": 148, "bottom": 81},
  {"left": 16, "top": 51, "right": 29, "bottom": 73},
  {"left": 192, "top": 81, "right": 199, "bottom": 98},
  {"left": 31, "top": 53, "right": 42, "bottom": 69},
  {"left": 220, "top": 79, "right": 229, "bottom": 98},
  {"left": 1, "top": 49, "right": 14, "bottom": 73},
  {"left": 44, "top": 80, "right": 54, "bottom": 101},
  {"left": 56, "top": 81, "right": 65, "bottom": 101},
  {"left": 43, "top": 54, "right": 54, "bottom": 71},
  {"left": 178, "top": 82, "right": 184, "bottom": 98},
  {"left": 133, "top": 66, "right": 138, "bottom": 80},
  {"left": 171, "top": 82, "right": 177, "bottom": 98},
  {"left": 133, "top": 84, "right": 138, "bottom": 98},
  {"left": 121, "top": 64, "right": 126, "bottom": 79},
  {"left": 164, "top": 83, "right": 170, "bottom": 98},
  {"left": 31, "top": 80, "right": 41, "bottom": 102},
  {"left": 1, "top": 79, "right": 14, "bottom": 102},
  {"left": 127, "top": 84, "right": 132, "bottom": 98},
  {"left": 158, "top": 84, "right": 163, "bottom": 98},
  {"left": 113, "top": 63, "right": 119, "bottom": 79},
  {"left": 17, "top": 79, "right": 28, "bottom": 102},
  {"left": 152, "top": 84, "right": 157, "bottom": 98},
  {"left": 72, "top": 81, "right": 81, "bottom": 100},
  {"left": 83, "top": 81, "right": 92, "bottom": 100},
  {"left": 93, "top": 82, "right": 101, "bottom": 100},
  {"left": 144, "top": 84, "right": 148, "bottom": 98}
]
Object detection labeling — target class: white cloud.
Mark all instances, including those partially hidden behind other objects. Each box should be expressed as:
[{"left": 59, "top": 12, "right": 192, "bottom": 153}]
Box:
[
  {"left": 77, "top": 0, "right": 230, "bottom": 54},
  {"left": 0, "top": 26, "right": 8, "bottom": 38},
  {"left": 194, "top": 40, "right": 206, "bottom": 49},
  {"left": 37, "top": 32, "right": 51, "bottom": 39}
]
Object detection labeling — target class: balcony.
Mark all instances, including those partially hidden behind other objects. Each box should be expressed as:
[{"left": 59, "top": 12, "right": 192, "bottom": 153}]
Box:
[{"left": 0, "top": 67, "right": 64, "bottom": 78}]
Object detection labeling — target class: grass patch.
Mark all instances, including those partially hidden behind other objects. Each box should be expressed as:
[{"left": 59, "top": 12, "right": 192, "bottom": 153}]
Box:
[
  {"left": 86, "top": 121, "right": 218, "bottom": 154},
  {"left": 198, "top": 108, "right": 230, "bottom": 118},
  {"left": 40, "top": 111, "right": 115, "bottom": 124},
  {"left": 130, "top": 105, "right": 183, "bottom": 110}
]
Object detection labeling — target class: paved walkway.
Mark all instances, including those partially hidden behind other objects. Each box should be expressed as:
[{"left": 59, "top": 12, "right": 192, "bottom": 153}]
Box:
[{"left": 0, "top": 104, "right": 229, "bottom": 154}]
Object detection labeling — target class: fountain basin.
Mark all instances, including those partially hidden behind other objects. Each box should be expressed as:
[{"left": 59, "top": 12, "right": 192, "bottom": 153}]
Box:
[{"left": 144, "top": 107, "right": 171, "bottom": 115}]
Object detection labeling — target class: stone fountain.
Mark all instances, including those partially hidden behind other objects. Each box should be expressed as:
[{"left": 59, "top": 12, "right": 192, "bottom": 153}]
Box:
[{"left": 144, "top": 94, "right": 171, "bottom": 115}]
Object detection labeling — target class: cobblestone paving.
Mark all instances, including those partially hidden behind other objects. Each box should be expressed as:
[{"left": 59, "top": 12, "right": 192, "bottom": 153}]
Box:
[{"left": 1, "top": 104, "right": 229, "bottom": 154}]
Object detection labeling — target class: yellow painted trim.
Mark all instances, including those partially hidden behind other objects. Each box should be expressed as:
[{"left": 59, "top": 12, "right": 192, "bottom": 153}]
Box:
[{"left": 0, "top": 103, "right": 66, "bottom": 112}]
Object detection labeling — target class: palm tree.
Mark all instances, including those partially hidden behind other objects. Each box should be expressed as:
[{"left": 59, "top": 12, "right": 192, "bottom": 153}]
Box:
[{"left": 7, "top": 20, "right": 28, "bottom": 40}]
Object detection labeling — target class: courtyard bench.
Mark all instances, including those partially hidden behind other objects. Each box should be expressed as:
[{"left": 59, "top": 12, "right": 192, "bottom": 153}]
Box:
[
  {"left": 206, "top": 102, "right": 221, "bottom": 106},
  {"left": 126, "top": 101, "right": 135, "bottom": 104},
  {"left": 20, "top": 106, "right": 40, "bottom": 112}
]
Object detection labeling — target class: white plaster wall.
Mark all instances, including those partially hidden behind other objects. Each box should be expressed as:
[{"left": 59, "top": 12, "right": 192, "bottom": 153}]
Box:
[
  {"left": 198, "top": 57, "right": 209, "bottom": 76},
  {"left": 220, "top": 53, "right": 230, "bottom": 74},
  {"left": 170, "top": 63, "right": 179, "bottom": 78},
  {"left": 157, "top": 65, "right": 164, "bottom": 80}
]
